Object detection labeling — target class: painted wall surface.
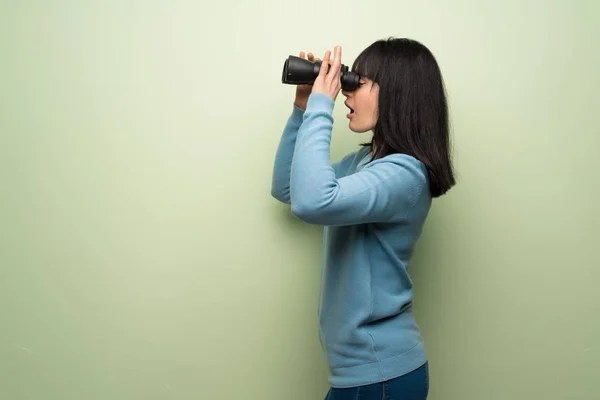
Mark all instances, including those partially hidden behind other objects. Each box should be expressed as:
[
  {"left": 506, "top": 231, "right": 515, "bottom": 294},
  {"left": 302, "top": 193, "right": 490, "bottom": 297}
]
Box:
[{"left": 1, "top": 1, "right": 598, "bottom": 399}]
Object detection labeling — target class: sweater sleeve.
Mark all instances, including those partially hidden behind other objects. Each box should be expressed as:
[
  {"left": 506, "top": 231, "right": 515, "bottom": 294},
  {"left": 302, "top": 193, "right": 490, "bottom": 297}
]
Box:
[
  {"left": 271, "top": 104, "right": 305, "bottom": 204},
  {"left": 290, "top": 93, "right": 428, "bottom": 226}
]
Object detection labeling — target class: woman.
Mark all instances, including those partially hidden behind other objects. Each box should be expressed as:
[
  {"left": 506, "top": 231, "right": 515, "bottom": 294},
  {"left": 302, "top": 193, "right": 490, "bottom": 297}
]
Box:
[{"left": 271, "top": 37, "right": 455, "bottom": 400}]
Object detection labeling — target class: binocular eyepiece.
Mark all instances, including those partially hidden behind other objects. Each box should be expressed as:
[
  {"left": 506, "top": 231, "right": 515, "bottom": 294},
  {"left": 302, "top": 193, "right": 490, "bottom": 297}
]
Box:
[{"left": 281, "top": 55, "right": 361, "bottom": 91}]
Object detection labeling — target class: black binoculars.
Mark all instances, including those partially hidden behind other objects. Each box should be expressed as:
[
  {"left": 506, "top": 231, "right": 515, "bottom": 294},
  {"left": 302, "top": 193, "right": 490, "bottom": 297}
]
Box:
[{"left": 281, "top": 55, "right": 361, "bottom": 91}]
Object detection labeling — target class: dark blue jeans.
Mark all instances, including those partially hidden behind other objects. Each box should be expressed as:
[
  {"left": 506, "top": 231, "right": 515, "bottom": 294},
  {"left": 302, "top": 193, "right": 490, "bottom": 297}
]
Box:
[{"left": 324, "top": 362, "right": 429, "bottom": 400}]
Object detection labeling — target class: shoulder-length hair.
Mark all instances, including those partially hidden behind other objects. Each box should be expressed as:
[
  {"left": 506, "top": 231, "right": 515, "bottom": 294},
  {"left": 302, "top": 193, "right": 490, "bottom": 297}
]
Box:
[{"left": 353, "top": 37, "right": 456, "bottom": 197}]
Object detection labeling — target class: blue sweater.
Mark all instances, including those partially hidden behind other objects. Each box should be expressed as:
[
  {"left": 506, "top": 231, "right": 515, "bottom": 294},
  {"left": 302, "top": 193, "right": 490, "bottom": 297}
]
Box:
[{"left": 271, "top": 93, "right": 432, "bottom": 388}]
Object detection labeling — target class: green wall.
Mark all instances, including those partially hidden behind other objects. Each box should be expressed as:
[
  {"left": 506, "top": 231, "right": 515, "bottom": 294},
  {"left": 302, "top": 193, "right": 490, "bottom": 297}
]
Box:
[{"left": 1, "top": 1, "right": 599, "bottom": 399}]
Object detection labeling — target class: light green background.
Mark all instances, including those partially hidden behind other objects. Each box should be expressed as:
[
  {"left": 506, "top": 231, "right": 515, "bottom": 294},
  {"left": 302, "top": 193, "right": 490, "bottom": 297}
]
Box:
[{"left": 1, "top": 1, "right": 599, "bottom": 399}]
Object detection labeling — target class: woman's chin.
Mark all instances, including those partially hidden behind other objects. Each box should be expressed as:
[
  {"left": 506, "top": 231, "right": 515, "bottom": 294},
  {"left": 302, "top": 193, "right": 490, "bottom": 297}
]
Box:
[{"left": 348, "top": 121, "right": 370, "bottom": 134}]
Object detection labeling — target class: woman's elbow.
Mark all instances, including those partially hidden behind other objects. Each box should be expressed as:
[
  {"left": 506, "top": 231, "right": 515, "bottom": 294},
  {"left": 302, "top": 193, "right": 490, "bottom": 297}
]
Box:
[
  {"left": 291, "top": 202, "right": 325, "bottom": 224},
  {"left": 271, "top": 188, "right": 291, "bottom": 204}
]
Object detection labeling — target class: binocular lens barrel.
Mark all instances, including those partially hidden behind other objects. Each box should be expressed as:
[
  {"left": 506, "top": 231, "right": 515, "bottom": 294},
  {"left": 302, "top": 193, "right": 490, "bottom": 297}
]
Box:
[{"left": 281, "top": 55, "right": 360, "bottom": 91}]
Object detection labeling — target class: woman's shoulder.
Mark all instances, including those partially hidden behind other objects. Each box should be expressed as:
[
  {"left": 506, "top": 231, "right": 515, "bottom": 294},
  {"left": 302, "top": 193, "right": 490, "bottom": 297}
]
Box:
[
  {"left": 333, "top": 147, "right": 370, "bottom": 176},
  {"left": 369, "top": 151, "right": 426, "bottom": 171},
  {"left": 365, "top": 152, "right": 430, "bottom": 190},
  {"left": 374, "top": 151, "right": 425, "bottom": 167}
]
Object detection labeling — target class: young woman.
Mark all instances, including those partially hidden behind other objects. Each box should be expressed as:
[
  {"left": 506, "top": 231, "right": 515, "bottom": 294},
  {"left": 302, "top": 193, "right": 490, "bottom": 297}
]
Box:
[{"left": 271, "top": 37, "right": 455, "bottom": 400}]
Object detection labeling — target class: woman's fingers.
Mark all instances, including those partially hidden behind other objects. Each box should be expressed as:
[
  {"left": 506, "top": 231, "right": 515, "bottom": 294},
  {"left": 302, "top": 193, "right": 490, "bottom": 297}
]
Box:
[
  {"left": 333, "top": 46, "right": 341, "bottom": 70},
  {"left": 329, "top": 46, "right": 342, "bottom": 81},
  {"left": 319, "top": 50, "right": 331, "bottom": 77},
  {"left": 298, "top": 51, "right": 317, "bottom": 62},
  {"left": 299, "top": 48, "right": 338, "bottom": 67}
]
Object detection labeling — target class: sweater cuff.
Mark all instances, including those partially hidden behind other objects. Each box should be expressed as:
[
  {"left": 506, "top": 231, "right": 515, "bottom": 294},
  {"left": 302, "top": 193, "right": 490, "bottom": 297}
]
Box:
[
  {"left": 292, "top": 103, "right": 305, "bottom": 116},
  {"left": 306, "top": 93, "right": 335, "bottom": 114},
  {"left": 288, "top": 103, "right": 305, "bottom": 124}
]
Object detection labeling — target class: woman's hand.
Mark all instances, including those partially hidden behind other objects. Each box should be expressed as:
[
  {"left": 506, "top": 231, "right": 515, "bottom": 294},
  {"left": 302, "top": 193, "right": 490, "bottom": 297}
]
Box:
[
  {"left": 312, "top": 46, "right": 342, "bottom": 101},
  {"left": 294, "top": 51, "right": 319, "bottom": 110}
]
